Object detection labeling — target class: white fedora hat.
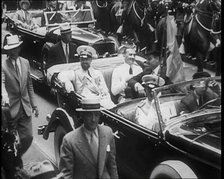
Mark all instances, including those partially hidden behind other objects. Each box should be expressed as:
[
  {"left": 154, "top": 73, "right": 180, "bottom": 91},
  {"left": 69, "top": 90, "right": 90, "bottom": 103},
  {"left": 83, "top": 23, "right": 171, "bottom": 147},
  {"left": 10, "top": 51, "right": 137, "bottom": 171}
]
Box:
[
  {"left": 142, "top": 74, "right": 165, "bottom": 88},
  {"left": 76, "top": 97, "right": 104, "bottom": 112},
  {"left": 77, "top": 45, "right": 97, "bottom": 58},
  {"left": 60, "top": 23, "right": 71, "bottom": 34},
  {"left": 3, "top": 35, "right": 23, "bottom": 50}
]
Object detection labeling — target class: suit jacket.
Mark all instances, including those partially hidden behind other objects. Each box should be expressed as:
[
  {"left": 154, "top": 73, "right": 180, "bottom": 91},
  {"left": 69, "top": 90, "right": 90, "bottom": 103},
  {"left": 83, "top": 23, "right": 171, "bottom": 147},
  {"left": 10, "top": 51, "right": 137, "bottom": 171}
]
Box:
[
  {"left": 127, "top": 66, "right": 153, "bottom": 90},
  {"left": 41, "top": 7, "right": 63, "bottom": 26},
  {"left": 2, "top": 57, "right": 36, "bottom": 119},
  {"left": 59, "top": 125, "right": 118, "bottom": 179},
  {"left": 13, "top": 9, "right": 35, "bottom": 28},
  {"left": 178, "top": 88, "right": 219, "bottom": 114},
  {"left": 46, "top": 42, "right": 78, "bottom": 69}
]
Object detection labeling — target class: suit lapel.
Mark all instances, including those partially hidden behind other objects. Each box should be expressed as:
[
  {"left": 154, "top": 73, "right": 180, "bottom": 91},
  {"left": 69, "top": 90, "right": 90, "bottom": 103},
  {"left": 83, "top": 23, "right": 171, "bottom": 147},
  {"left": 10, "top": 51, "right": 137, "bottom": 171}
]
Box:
[
  {"left": 7, "top": 59, "right": 20, "bottom": 85},
  {"left": 76, "top": 126, "right": 98, "bottom": 167},
  {"left": 98, "top": 126, "right": 107, "bottom": 177}
]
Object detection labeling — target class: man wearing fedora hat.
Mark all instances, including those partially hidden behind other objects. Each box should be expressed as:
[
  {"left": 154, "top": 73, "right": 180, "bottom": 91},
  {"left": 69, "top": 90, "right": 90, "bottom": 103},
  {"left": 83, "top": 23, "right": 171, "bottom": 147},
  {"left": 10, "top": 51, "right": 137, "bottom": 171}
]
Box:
[
  {"left": 59, "top": 97, "right": 118, "bottom": 179},
  {"left": 2, "top": 35, "right": 39, "bottom": 156},
  {"left": 134, "top": 74, "right": 165, "bottom": 132},
  {"left": 13, "top": 0, "right": 39, "bottom": 30},
  {"left": 58, "top": 45, "right": 115, "bottom": 109},
  {"left": 46, "top": 23, "right": 78, "bottom": 69}
]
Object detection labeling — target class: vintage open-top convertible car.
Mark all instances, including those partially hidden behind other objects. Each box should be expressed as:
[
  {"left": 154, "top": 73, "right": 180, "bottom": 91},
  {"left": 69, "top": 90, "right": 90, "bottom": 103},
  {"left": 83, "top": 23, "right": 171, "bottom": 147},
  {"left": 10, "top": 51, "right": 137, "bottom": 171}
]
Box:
[
  {"left": 3, "top": 8, "right": 120, "bottom": 84},
  {"left": 39, "top": 67, "right": 221, "bottom": 179}
]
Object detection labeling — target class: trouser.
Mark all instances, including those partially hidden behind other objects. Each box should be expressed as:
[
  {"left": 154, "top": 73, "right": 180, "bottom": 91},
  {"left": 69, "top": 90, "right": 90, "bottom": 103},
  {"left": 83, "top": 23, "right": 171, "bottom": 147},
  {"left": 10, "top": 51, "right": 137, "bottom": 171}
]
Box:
[{"left": 13, "top": 105, "right": 33, "bottom": 156}]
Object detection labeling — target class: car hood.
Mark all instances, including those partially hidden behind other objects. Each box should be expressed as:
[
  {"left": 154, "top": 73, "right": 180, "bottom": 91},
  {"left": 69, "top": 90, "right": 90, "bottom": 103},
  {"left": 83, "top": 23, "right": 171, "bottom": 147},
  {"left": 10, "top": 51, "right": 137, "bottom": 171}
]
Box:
[{"left": 164, "top": 111, "right": 221, "bottom": 168}]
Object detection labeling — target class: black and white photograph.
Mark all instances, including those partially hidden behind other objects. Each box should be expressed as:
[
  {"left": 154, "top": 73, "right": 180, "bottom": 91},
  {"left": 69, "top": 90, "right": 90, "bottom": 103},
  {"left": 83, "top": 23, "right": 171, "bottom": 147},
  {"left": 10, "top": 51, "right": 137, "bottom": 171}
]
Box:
[{"left": 1, "top": 0, "right": 221, "bottom": 178}]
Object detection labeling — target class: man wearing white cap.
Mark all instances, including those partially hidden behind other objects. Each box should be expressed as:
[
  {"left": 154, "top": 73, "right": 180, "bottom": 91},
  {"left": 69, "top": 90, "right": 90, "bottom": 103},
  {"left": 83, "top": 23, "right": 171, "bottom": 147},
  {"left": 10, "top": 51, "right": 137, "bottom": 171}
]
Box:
[
  {"left": 60, "top": 97, "right": 118, "bottom": 179},
  {"left": 13, "top": 0, "right": 39, "bottom": 30},
  {"left": 134, "top": 74, "right": 165, "bottom": 132},
  {"left": 2, "top": 35, "right": 39, "bottom": 156},
  {"left": 46, "top": 23, "right": 78, "bottom": 69},
  {"left": 59, "top": 45, "right": 115, "bottom": 109}
]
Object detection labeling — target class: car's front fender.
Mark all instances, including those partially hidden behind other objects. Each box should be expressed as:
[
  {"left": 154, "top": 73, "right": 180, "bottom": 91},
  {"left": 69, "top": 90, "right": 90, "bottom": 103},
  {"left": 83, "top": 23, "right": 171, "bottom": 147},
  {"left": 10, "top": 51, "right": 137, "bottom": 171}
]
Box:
[{"left": 43, "top": 108, "right": 75, "bottom": 140}]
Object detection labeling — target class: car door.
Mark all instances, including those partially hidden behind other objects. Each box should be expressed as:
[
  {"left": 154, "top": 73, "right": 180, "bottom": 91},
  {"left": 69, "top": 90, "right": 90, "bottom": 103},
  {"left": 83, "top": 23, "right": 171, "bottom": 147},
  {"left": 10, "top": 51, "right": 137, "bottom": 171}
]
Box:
[{"left": 101, "top": 110, "right": 164, "bottom": 178}]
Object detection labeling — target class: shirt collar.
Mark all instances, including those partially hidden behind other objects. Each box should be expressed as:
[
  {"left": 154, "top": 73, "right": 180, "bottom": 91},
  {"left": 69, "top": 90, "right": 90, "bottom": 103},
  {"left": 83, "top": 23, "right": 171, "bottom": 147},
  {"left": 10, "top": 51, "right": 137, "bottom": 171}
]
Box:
[{"left": 83, "top": 126, "right": 98, "bottom": 138}]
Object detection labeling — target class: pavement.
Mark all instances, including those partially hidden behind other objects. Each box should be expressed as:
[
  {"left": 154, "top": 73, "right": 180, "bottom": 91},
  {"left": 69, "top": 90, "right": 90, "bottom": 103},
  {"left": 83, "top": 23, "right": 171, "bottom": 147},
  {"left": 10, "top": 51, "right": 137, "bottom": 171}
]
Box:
[{"left": 22, "top": 139, "right": 59, "bottom": 175}]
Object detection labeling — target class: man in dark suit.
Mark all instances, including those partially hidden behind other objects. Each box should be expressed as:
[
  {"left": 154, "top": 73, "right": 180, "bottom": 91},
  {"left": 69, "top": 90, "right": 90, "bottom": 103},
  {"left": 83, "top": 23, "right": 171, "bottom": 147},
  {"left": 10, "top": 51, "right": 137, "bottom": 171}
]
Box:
[
  {"left": 128, "top": 50, "right": 172, "bottom": 97},
  {"left": 178, "top": 79, "right": 219, "bottom": 114},
  {"left": 46, "top": 23, "right": 78, "bottom": 69},
  {"left": 59, "top": 97, "right": 118, "bottom": 179},
  {"left": 41, "top": 0, "right": 63, "bottom": 26},
  {"left": 2, "top": 35, "right": 39, "bottom": 156}
]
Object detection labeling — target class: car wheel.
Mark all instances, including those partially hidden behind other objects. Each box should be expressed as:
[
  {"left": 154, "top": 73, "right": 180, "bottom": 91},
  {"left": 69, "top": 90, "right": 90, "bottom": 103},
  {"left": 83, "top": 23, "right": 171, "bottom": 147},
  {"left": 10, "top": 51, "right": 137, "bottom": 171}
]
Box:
[
  {"left": 54, "top": 125, "right": 67, "bottom": 168},
  {"left": 150, "top": 160, "right": 197, "bottom": 179}
]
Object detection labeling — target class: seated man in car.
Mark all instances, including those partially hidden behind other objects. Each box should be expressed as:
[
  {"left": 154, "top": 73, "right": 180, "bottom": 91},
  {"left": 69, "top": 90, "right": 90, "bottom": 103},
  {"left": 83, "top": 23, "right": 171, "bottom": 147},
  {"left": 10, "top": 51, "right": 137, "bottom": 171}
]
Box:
[
  {"left": 13, "top": 0, "right": 39, "bottom": 30},
  {"left": 127, "top": 50, "right": 172, "bottom": 97},
  {"left": 111, "top": 46, "right": 142, "bottom": 103},
  {"left": 192, "top": 71, "right": 221, "bottom": 96},
  {"left": 58, "top": 45, "right": 115, "bottom": 109},
  {"left": 41, "top": 0, "right": 63, "bottom": 26},
  {"left": 134, "top": 74, "right": 165, "bottom": 132},
  {"left": 46, "top": 23, "right": 78, "bottom": 69},
  {"left": 178, "top": 79, "right": 219, "bottom": 114}
]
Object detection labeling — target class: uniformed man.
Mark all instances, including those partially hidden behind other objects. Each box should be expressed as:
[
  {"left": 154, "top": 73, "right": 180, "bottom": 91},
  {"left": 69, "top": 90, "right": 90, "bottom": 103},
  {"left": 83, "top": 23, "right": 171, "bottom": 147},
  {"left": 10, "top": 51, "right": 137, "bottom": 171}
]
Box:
[{"left": 134, "top": 74, "right": 165, "bottom": 132}]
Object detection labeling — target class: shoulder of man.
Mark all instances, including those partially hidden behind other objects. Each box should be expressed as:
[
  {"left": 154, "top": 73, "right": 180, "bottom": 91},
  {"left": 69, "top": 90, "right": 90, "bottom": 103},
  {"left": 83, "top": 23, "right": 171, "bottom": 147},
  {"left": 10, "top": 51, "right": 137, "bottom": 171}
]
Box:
[
  {"left": 63, "top": 127, "right": 82, "bottom": 141},
  {"left": 98, "top": 125, "right": 113, "bottom": 135}
]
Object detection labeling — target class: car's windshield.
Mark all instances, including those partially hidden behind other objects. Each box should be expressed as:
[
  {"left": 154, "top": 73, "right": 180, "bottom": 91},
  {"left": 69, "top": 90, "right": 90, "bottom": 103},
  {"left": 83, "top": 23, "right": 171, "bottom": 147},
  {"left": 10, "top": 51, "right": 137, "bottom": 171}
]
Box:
[{"left": 44, "top": 9, "right": 95, "bottom": 25}]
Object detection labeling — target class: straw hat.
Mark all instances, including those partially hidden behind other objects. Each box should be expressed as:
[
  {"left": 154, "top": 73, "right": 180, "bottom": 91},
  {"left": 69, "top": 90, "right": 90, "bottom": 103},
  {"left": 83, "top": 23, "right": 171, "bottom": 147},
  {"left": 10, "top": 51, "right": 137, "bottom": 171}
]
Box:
[
  {"left": 28, "top": 160, "right": 60, "bottom": 179},
  {"left": 60, "top": 23, "right": 71, "bottom": 34},
  {"left": 142, "top": 74, "right": 165, "bottom": 88},
  {"left": 77, "top": 45, "right": 97, "bottom": 58},
  {"left": 19, "top": 0, "right": 30, "bottom": 7},
  {"left": 76, "top": 97, "right": 104, "bottom": 112},
  {"left": 3, "top": 35, "right": 23, "bottom": 50}
]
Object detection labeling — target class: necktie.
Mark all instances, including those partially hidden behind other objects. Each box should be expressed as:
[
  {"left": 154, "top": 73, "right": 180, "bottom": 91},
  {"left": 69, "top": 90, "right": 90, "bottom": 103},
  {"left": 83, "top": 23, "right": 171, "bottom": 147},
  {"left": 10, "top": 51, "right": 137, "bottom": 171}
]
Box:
[
  {"left": 129, "top": 66, "right": 133, "bottom": 75},
  {"left": 90, "top": 132, "right": 98, "bottom": 161},
  {"left": 15, "top": 61, "right": 21, "bottom": 84},
  {"left": 88, "top": 70, "right": 92, "bottom": 77},
  {"left": 65, "top": 44, "right": 69, "bottom": 63}
]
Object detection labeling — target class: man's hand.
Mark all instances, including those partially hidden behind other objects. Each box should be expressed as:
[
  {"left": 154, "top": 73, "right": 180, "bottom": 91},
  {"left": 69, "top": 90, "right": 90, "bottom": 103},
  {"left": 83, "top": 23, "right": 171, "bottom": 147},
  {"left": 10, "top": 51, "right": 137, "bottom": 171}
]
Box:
[
  {"left": 32, "top": 106, "right": 39, "bottom": 118},
  {"left": 134, "top": 83, "right": 146, "bottom": 96}
]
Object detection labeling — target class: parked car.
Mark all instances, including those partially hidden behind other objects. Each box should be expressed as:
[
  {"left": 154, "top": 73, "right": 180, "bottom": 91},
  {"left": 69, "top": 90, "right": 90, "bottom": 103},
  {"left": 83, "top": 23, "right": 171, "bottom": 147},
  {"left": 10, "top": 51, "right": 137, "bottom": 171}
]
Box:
[
  {"left": 3, "top": 8, "right": 120, "bottom": 84},
  {"left": 39, "top": 74, "right": 221, "bottom": 178}
]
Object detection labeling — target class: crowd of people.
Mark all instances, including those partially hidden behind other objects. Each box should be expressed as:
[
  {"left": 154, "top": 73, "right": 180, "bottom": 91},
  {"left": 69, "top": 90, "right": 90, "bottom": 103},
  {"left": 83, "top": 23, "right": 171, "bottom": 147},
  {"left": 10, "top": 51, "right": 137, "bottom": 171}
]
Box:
[{"left": 1, "top": 0, "right": 221, "bottom": 179}]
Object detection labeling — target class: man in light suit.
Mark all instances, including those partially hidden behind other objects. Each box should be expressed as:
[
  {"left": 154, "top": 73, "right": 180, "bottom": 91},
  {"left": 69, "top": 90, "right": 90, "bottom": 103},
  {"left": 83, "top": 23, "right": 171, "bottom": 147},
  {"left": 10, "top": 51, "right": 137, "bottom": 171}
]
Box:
[
  {"left": 59, "top": 97, "right": 118, "bottom": 179},
  {"left": 2, "top": 35, "right": 39, "bottom": 156},
  {"left": 13, "top": 0, "right": 39, "bottom": 30},
  {"left": 46, "top": 23, "right": 78, "bottom": 69}
]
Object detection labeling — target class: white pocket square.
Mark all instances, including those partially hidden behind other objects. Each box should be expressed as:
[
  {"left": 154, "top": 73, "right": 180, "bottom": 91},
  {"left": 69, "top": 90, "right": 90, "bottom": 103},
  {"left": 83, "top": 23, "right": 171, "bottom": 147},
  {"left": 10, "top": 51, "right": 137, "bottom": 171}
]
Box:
[{"left": 106, "top": 145, "right": 110, "bottom": 152}]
